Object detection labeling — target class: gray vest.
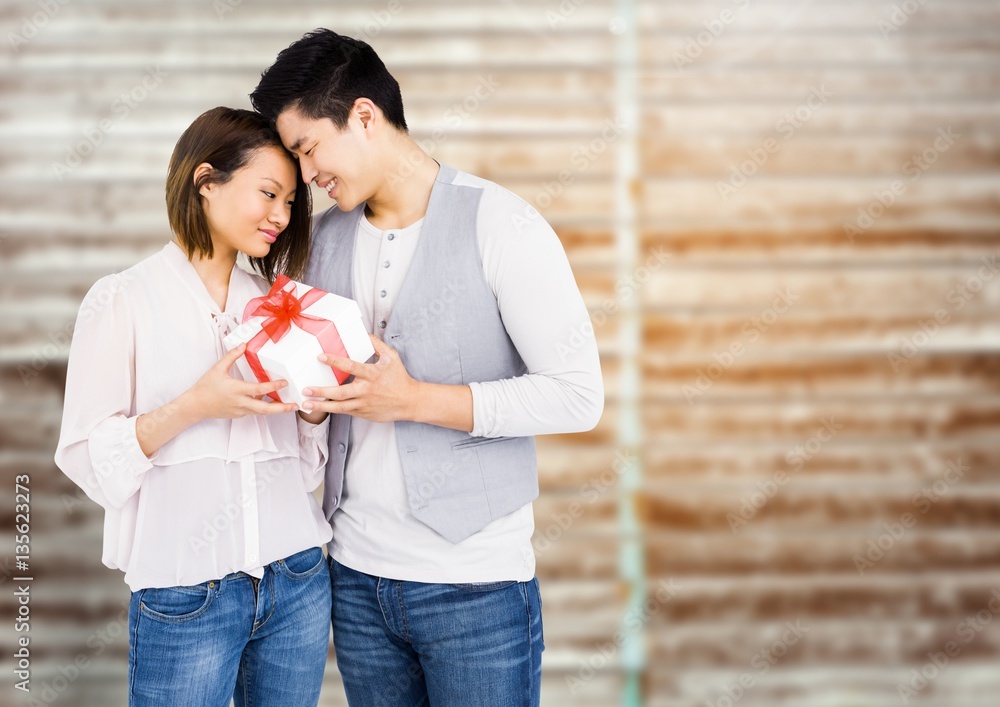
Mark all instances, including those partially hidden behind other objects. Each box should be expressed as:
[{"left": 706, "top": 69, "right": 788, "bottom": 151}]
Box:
[{"left": 304, "top": 163, "right": 538, "bottom": 543}]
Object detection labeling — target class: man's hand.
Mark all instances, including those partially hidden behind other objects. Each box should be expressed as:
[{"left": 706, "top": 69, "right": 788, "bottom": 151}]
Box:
[{"left": 302, "top": 334, "right": 420, "bottom": 423}]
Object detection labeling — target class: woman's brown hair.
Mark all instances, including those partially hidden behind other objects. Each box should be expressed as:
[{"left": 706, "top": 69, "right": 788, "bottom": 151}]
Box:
[{"left": 165, "top": 106, "right": 311, "bottom": 282}]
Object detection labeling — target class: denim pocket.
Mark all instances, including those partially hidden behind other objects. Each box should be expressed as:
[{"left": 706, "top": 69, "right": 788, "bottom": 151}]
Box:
[
  {"left": 448, "top": 580, "right": 517, "bottom": 591},
  {"left": 139, "top": 583, "right": 215, "bottom": 624},
  {"left": 277, "top": 546, "right": 326, "bottom": 581}
]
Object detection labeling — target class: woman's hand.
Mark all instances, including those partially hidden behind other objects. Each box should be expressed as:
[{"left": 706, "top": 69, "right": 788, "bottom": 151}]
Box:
[
  {"left": 184, "top": 342, "right": 299, "bottom": 421},
  {"left": 135, "top": 343, "right": 297, "bottom": 459}
]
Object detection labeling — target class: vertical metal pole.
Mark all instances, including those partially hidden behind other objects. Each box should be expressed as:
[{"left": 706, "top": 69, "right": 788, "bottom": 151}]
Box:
[{"left": 613, "top": 1, "right": 645, "bottom": 706}]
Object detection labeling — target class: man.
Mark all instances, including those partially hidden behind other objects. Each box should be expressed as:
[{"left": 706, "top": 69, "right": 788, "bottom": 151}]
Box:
[{"left": 251, "top": 28, "right": 603, "bottom": 707}]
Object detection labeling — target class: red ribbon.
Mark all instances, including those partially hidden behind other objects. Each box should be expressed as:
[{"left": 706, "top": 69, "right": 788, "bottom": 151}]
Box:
[{"left": 240, "top": 275, "right": 351, "bottom": 400}]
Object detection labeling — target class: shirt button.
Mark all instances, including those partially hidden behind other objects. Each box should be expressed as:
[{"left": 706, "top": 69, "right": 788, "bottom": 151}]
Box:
[
  {"left": 337, "top": 443, "right": 346, "bottom": 453},
  {"left": 387, "top": 233, "right": 395, "bottom": 241},
  {"left": 383, "top": 260, "right": 391, "bottom": 268},
  {"left": 380, "top": 289, "right": 387, "bottom": 298},
  {"left": 247, "top": 554, "right": 257, "bottom": 563},
  {"left": 378, "top": 320, "right": 387, "bottom": 329}
]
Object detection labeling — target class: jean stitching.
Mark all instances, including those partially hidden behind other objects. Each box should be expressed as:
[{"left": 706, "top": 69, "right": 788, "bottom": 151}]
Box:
[
  {"left": 448, "top": 580, "right": 516, "bottom": 591},
  {"left": 252, "top": 572, "right": 277, "bottom": 635},
  {"left": 537, "top": 578, "right": 545, "bottom": 649},
  {"left": 522, "top": 580, "right": 534, "bottom": 704},
  {"left": 281, "top": 548, "right": 325, "bottom": 580},
  {"left": 396, "top": 581, "right": 411, "bottom": 642},
  {"left": 376, "top": 578, "right": 406, "bottom": 642},
  {"left": 139, "top": 585, "right": 214, "bottom": 624},
  {"left": 128, "top": 590, "right": 143, "bottom": 704},
  {"left": 239, "top": 650, "right": 251, "bottom": 707}
]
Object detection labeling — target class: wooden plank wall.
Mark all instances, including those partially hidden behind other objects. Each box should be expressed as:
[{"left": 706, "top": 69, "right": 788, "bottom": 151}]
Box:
[{"left": 1, "top": 1, "right": 999, "bottom": 705}]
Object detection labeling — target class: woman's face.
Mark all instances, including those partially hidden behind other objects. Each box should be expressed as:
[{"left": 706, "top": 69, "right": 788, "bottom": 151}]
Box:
[{"left": 198, "top": 146, "right": 298, "bottom": 259}]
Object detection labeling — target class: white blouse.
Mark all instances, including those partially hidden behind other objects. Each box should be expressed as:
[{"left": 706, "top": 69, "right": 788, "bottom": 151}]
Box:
[{"left": 54, "top": 240, "right": 333, "bottom": 591}]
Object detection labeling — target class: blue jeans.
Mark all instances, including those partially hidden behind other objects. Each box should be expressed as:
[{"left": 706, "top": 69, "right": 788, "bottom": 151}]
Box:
[
  {"left": 127, "top": 546, "right": 331, "bottom": 707},
  {"left": 329, "top": 558, "right": 544, "bottom": 707}
]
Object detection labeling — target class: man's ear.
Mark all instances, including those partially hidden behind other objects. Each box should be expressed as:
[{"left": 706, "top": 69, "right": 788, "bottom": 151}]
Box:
[
  {"left": 194, "top": 162, "right": 215, "bottom": 197},
  {"left": 353, "top": 98, "right": 377, "bottom": 132}
]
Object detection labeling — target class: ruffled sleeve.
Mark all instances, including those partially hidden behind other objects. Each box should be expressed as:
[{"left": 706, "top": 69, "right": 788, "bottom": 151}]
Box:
[
  {"left": 54, "top": 274, "right": 158, "bottom": 509},
  {"left": 295, "top": 414, "right": 330, "bottom": 492}
]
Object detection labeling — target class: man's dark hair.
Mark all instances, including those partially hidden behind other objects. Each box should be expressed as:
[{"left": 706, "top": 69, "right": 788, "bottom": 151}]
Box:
[{"left": 250, "top": 28, "right": 408, "bottom": 133}]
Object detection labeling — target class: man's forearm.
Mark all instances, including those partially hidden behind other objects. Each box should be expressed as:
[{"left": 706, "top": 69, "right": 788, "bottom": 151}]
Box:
[{"left": 409, "top": 381, "right": 474, "bottom": 433}]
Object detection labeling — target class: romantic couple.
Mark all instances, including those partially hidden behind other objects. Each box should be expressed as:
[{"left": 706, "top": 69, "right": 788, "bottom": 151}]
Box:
[{"left": 54, "top": 29, "right": 603, "bottom": 707}]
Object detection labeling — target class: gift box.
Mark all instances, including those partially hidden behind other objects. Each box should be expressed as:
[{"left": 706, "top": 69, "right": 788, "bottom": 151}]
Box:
[{"left": 222, "top": 274, "right": 375, "bottom": 411}]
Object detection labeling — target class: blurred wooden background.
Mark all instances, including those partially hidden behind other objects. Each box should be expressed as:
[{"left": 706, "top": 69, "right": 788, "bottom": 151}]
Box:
[{"left": 2, "top": 0, "right": 1000, "bottom": 705}]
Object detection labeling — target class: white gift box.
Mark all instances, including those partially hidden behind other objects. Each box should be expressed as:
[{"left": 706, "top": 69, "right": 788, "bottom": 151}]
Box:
[{"left": 222, "top": 278, "right": 375, "bottom": 411}]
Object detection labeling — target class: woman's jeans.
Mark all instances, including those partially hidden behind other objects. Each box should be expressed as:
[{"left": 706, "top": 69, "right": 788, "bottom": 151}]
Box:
[
  {"left": 127, "top": 546, "right": 331, "bottom": 707},
  {"left": 330, "top": 557, "right": 545, "bottom": 707}
]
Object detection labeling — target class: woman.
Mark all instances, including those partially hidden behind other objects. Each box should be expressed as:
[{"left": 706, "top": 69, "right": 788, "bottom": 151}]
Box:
[{"left": 54, "top": 107, "right": 333, "bottom": 707}]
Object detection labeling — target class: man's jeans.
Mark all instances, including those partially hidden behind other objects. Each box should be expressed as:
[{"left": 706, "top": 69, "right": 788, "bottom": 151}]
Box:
[
  {"left": 127, "top": 546, "right": 331, "bottom": 707},
  {"left": 330, "top": 558, "right": 544, "bottom": 706}
]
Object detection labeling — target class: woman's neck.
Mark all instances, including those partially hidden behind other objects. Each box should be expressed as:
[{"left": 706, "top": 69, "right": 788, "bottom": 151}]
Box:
[{"left": 172, "top": 236, "right": 237, "bottom": 307}]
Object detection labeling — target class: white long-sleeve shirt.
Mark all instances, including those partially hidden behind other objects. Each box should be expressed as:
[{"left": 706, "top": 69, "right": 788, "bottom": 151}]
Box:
[
  {"left": 330, "top": 170, "right": 604, "bottom": 583},
  {"left": 54, "top": 240, "right": 333, "bottom": 591}
]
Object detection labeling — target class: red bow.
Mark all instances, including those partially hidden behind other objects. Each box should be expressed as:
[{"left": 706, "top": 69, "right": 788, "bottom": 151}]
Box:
[
  {"left": 243, "top": 274, "right": 324, "bottom": 340},
  {"left": 240, "top": 275, "right": 351, "bottom": 399}
]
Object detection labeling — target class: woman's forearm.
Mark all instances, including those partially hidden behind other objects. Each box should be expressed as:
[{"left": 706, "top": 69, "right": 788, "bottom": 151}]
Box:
[{"left": 135, "top": 391, "right": 203, "bottom": 458}]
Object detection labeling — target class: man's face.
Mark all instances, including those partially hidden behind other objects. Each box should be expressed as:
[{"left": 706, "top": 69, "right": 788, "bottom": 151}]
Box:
[{"left": 275, "top": 105, "right": 371, "bottom": 212}]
